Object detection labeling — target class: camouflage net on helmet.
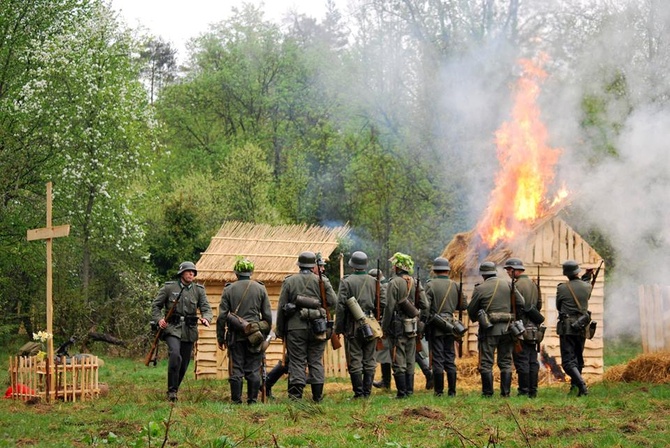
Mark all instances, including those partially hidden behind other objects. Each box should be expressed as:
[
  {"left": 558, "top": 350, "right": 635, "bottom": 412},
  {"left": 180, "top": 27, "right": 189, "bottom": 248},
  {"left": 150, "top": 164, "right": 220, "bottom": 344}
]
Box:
[
  {"left": 233, "top": 256, "right": 254, "bottom": 273},
  {"left": 389, "top": 252, "right": 414, "bottom": 274}
]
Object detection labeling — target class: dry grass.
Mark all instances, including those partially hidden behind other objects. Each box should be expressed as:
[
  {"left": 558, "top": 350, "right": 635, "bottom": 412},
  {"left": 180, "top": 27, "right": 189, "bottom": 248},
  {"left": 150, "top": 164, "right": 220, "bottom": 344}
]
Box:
[{"left": 603, "top": 351, "right": 670, "bottom": 384}]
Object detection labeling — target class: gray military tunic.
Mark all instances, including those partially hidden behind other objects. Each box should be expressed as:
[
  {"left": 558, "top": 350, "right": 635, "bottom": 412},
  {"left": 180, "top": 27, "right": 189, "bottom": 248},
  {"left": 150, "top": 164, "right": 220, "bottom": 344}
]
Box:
[
  {"left": 425, "top": 275, "right": 465, "bottom": 375},
  {"left": 152, "top": 280, "right": 212, "bottom": 343},
  {"left": 467, "top": 276, "right": 523, "bottom": 374},
  {"left": 276, "top": 270, "right": 337, "bottom": 386}
]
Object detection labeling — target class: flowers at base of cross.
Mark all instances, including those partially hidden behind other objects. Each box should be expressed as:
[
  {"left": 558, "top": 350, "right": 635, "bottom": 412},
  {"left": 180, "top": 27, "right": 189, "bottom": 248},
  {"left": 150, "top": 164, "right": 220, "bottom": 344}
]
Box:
[{"left": 32, "top": 331, "right": 53, "bottom": 344}]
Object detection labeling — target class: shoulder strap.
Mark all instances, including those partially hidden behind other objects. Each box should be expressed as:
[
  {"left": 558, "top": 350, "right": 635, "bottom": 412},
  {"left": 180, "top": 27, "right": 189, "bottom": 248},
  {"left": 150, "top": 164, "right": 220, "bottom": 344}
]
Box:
[
  {"left": 436, "top": 281, "right": 454, "bottom": 314},
  {"left": 233, "top": 281, "right": 253, "bottom": 314},
  {"left": 565, "top": 282, "right": 584, "bottom": 311},
  {"left": 484, "top": 279, "right": 500, "bottom": 313}
]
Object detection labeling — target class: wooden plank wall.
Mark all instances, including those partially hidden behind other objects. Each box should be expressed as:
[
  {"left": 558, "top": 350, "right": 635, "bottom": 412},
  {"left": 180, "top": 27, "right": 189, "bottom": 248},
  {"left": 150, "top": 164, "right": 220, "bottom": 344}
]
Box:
[
  {"left": 458, "top": 217, "right": 604, "bottom": 376},
  {"left": 638, "top": 285, "right": 670, "bottom": 353},
  {"left": 194, "top": 280, "right": 349, "bottom": 379}
]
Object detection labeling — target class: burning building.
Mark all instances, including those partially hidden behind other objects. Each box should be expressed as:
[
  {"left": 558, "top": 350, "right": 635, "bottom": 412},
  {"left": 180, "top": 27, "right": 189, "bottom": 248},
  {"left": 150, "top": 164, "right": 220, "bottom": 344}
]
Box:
[{"left": 442, "top": 57, "right": 604, "bottom": 377}]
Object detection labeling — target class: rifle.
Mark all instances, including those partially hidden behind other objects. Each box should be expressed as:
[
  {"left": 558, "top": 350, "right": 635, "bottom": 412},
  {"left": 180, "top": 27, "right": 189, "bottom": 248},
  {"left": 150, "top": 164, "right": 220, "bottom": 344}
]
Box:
[
  {"left": 510, "top": 275, "right": 522, "bottom": 353},
  {"left": 56, "top": 336, "right": 76, "bottom": 358},
  {"left": 587, "top": 260, "right": 604, "bottom": 299},
  {"left": 317, "top": 254, "right": 341, "bottom": 350},
  {"left": 375, "top": 259, "right": 384, "bottom": 351},
  {"left": 145, "top": 286, "right": 184, "bottom": 366},
  {"left": 535, "top": 266, "right": 542, "bottom": 353},
  {"left": 415, "top": 267, "right": 423, "bottom": 353},
  {"left": 457, "top": 272, "right": 463, "bottom": 358}
]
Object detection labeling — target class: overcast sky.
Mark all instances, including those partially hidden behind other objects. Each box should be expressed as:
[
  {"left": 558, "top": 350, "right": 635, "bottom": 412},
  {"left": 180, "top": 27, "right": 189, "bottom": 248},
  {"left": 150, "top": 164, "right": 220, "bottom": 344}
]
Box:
[{"left": 110, "top": 0, "right": 340, "bottom": 61}]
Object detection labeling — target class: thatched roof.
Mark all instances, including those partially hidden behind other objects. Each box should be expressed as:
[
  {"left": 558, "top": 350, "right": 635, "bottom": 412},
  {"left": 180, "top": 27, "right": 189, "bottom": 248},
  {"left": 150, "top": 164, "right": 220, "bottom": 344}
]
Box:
[
  {"left": 196, "top": 221, "right": 350, "bottom": 283},
  {"left": 442, "top": 206, "right": 582, "bottom": 275}
]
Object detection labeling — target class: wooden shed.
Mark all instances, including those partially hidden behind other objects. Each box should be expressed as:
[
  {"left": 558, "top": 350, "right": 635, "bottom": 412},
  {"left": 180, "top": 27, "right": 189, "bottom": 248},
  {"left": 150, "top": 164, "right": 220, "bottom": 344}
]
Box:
[
  {"left": 193, "top": 221, "right": 350, "bottom": 379},
  {"left": 442, "top": 214, "right": 605, "bottom": 377}
]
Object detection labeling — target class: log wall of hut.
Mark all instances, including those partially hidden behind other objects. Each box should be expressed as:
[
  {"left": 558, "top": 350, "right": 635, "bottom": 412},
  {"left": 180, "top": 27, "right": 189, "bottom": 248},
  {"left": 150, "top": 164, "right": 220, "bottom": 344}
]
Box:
[{"left": 443, "top": 216, "right": 605, "bottom": 376}]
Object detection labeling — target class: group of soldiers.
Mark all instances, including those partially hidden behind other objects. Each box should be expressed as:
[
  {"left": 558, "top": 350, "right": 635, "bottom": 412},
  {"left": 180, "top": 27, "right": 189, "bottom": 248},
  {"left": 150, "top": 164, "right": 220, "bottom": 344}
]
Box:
[{"left": 151, "top": 252, "right": 595, "bottom": 403}]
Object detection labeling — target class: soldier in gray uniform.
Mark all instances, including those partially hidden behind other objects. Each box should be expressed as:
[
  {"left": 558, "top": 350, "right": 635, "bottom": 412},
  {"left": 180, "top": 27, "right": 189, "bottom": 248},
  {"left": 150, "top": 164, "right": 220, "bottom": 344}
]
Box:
[
  {"left": 467, "top": 261, "right": 524, "bottom": 397},
  {"left": 276, "top": 251, "right": 337, "bottom": 402},
  {"left": 370, "top": 268, "right": 392, "bottom": 390},
  {"left": 381, "top": 252, "right": 429, "bottom": 399},
  {"left": 504, "top": 258, "right": 542, "bottom": 397},
  {"left": 425, "top": 257, "right": 465, "bottom": 397},
  {"left": 556, "top": 260, "right": 591, "bottom": 397},
  {"left": 336, "top": 251, "right": 384, "bottom": 398},
  {"left": 217, "top": 258, "right": 272, "bottom": 404},
  {"left": 152, "top": 261, "right": 213, "bottom": 402}
]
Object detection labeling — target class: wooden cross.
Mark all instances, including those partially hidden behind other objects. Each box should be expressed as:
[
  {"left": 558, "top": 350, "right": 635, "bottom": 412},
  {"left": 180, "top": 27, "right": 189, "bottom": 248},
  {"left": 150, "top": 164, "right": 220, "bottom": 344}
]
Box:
[{"left": 27, "top": 182, "right": 70, "bottom": 400}]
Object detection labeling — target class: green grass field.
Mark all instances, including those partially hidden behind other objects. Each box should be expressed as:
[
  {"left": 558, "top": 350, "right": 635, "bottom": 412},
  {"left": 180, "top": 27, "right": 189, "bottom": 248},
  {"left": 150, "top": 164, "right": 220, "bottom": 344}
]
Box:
[{"left": 1, "top": 338, "right": 668, "bottom": 447}]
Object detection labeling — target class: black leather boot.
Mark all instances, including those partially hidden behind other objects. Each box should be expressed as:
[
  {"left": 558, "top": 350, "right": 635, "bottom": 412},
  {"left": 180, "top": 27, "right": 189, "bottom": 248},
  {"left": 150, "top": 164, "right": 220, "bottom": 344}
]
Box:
[
  {"left": 288, "top": 383, "right": 303, "bottom": 400},
  {"left": 447, "top": 371, "right": 457, "bottom": 397},
  {"left": 405, "top": 373, "right": 415, "bottom": 396},
  {"left": 417, "top": 355, "right": 433, "bottom": 390},
  {"left": 373, "top": 363, "right": 392, "bottom": 389},
  {"left": 501, "top": 371, "right": 512, "bottom": 397},
  {"left": 566, "top": 366, "right": 588, "bottom": 396},
  {"left": 394, "top": 373, "right": 407, "bottom": 399},
  {"left": 247, "top": 378, "right": 261, "bottom": 404},
  {"left": 433, "top": 371, "right": 444, "bottom": 396},
  {"left": 265, "top": 361, "right": 287, "bottom": 399},
  {"left": 363, "top": 371, "right": 374, "bottom": 398},
  {"left": 517, "top": 372, "right": 529, "bottom": 396},
  {"left": 529, "top": 369, "right": 539, "bottom": 398},
  {"left": 311, "top": 383, "right": 324, "bottom": 402},
  {"left": 230, "top": 379, "right": 243, "bottom": 404},
  {"left": 481, "top": 372, "right": 494, "bottom": 397},
  {"left": 350, "top": 373, "right": 364, "bottom": 399}
]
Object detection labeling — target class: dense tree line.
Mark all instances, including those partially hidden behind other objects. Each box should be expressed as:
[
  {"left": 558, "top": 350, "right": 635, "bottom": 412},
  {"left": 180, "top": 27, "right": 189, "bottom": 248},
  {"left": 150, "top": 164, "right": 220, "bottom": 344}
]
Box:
[{"left": 0, "top": 0, "right": 667, "bottom": 351}]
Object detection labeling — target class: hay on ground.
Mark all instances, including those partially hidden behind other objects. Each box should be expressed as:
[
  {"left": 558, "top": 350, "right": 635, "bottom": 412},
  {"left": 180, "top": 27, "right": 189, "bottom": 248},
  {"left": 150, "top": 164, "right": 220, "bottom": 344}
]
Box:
[{"left": 613, "top": 352, "right": 670, "bottom": 384}]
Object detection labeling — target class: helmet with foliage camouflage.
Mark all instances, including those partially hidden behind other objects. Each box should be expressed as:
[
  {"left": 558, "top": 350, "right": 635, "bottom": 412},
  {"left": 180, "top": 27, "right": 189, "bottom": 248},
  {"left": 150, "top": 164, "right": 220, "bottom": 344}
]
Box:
[
  {"left": 177, "top": 261, "right": 197, "bottom": 276},
  {"left": 233, "top": 256, "right": 254, "bottom": 276},
  {"left": 389, "top": 252, "right": 414, "bottom": 274}
]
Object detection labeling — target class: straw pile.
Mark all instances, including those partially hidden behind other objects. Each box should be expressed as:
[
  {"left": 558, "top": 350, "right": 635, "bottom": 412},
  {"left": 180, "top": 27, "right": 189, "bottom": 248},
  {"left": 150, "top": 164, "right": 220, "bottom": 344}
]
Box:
[
  {"left": 603, "top": 352, "right": 670, "bottom": 384},
  {"left": 442, "top": 230, "right": 512, "bottom": 276}
]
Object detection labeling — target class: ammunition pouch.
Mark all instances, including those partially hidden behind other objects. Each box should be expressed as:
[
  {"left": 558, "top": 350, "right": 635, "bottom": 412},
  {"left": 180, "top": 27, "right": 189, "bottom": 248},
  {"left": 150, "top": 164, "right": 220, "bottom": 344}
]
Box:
[
  {"left": 477, "top": 309, "right": 493, "bottom": 330},
  {"left": 300, "top": 308, "right": 326, "bottom": 321},
  {"left": 227, "top": 313, "right": 249, "bottom": 332},
  {"left": 184, "top": 315, "right": 200, "bottom": 327},
  {"left": 509, "top": 319, "right": 525, "bottom": 339},
  {"left": 402, "top": 317, "right": 418, "bottom": 337},
  {"left": 167, "top": 313, "right": 183, "bottom": 325},
  {"left": 525, "top": 305, "right": 545, "bottom": 325},
  {"left": 396, "top": 297, "right": 420, "bottom": 318},
  {"left": 282, "top": 302, "right": 298, "bottom": 317},
  {"left": 295, "top": 294, "right": 321, "bottom": 309}
]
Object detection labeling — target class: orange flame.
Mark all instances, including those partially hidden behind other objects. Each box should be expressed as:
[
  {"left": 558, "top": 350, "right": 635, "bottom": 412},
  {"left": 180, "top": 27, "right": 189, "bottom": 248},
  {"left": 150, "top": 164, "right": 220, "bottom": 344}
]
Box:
[{"left": 476, "top": 57, "right": 566, "bottom": 248}]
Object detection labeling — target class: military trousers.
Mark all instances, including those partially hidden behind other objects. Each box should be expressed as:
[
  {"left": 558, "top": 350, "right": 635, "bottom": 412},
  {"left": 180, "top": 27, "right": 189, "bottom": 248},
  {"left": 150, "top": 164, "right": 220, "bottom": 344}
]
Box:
[
  {"left": 165, "top": 335, "right": 194, "bottom": 393},
  {"left": 344, "top": 335, "right": 377, "bottom": 375},
  {"left": 430, "top": 333, "right": 456, "bottom": 375},
  {"left": 513, "top": 340, "right": 539, "bottom": 375},
  {"left": 227, "top": 339, "right": 263, "bottom": 384},
  {"left": 390, "top": 334, "right": 416, "bottom": 375},
  {"left": 559, "top": 334, "right": 585, "bottom": 372},
  {"left": 286, "top": 328, "right": 327, "bottom": 386},
  {"left": 478, "top": 333, "right": 513, "bottom": 374},
  {"left": 374, "top": 336, "right": 391, "bottom": 364}
]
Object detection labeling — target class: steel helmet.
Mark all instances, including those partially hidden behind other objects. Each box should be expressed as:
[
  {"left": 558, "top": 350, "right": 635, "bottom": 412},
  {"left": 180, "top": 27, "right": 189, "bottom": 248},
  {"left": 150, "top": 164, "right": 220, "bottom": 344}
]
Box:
[
  {"left": 368, "top": 268, "right": 385, "bottom": 280},
  {"left": 348, "top": 251, "right": 368, "bottom": 269},
  {"left": 297, "top": 251, "right": 317, "bottom": 268},
  {"left": 504, "top": 258, "right": 525, "bottom": 271},
  {"left": 562, "top": 260, "right": 581, "bottom": 276},
  {"left": 389, "top": 252, "right": 414, "bottom": 274},
  {"left": 432, "top": 257, "right": 451, "bottom": 272},
  {"left": 479, "top": 261, "right": 497, "bottom": 276},
  {"left": 177, "top": 261, "right": 197, "bottom": 276}
]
